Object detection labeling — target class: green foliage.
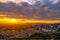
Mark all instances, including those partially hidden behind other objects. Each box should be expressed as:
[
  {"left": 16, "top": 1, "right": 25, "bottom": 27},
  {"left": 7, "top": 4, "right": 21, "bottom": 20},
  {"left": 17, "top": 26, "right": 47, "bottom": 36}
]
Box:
[{"left": 28, "top": 33, "right": 51, "bottom": 39}]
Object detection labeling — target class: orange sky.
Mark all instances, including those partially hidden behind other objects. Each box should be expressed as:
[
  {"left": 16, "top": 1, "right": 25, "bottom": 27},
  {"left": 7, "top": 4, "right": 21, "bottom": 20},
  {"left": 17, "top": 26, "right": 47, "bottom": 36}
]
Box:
[
  {"left": 0, "top": 18, "right": 60, "bottom": 24},
  {"left": 0, "top": 0, "right": 20, "bottom": 3}
]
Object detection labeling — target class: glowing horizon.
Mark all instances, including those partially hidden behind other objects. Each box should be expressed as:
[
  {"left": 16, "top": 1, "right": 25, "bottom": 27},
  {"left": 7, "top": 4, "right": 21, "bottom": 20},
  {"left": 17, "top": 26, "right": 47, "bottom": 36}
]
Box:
[{"left": 0, "top": 18, "right": 60, "bottom": 24}]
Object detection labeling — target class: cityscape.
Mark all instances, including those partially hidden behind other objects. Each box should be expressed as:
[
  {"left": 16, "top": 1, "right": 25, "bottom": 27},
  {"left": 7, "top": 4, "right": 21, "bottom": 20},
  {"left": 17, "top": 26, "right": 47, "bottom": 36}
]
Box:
[
  {"left": 0, "top": 0, "right": 60, "bottom": 40},
  {"left": 0, "top": 23, "right": 60, "bottom": 40}
]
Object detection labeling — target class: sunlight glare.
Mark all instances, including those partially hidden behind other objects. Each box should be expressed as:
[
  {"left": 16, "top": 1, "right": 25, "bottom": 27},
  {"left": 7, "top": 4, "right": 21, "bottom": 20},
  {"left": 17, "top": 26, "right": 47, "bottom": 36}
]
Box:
[{"left": 10, "top": 19, "right": 17, "bottom": 23}]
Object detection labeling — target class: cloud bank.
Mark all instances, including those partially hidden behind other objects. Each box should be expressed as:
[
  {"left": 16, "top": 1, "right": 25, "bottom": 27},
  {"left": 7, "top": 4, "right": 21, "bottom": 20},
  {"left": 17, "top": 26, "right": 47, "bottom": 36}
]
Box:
[{"left": 0, "top": 1, "right": 60, "bottom": 20}]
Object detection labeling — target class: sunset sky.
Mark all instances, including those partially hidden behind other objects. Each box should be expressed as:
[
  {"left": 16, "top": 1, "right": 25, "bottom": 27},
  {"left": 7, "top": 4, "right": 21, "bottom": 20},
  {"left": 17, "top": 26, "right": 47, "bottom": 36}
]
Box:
[
  {"left": 0, "top": 0, "right": 60, "bottom": 4},
  {"left": 0, "top": 0, "right": 60, "bottom": 23},
  {"left": 0, "top": 0, "right": 20, "bottom": 3}
]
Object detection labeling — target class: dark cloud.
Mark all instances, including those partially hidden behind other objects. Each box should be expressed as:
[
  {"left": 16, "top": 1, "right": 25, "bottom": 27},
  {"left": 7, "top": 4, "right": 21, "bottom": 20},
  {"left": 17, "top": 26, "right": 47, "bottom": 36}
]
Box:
[
  {"left": 0, "top": 1, "right": 60, "bottom": 19},
  {"left": 0, "top": 2, "right": 25, "bottom": 18}
]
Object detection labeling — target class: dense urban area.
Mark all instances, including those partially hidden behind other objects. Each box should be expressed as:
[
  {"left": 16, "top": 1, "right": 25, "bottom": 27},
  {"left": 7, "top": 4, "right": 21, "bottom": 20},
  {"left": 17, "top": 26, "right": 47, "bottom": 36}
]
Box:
[{"left": 0, "top": 23, "right": 60, "bottom": 40}]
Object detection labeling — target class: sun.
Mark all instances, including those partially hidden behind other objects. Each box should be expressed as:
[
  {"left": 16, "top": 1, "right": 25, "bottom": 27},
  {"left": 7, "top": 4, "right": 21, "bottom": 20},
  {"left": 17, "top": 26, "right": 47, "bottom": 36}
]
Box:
[
  {"left": 11, "top": 19, "right": 16, "bottom": 21},
  {"left": 10, "top": 19, "right": 17, "bottom": 23},
  {"left": 0, "top": 18, "right": 19, "bottom": 24}
]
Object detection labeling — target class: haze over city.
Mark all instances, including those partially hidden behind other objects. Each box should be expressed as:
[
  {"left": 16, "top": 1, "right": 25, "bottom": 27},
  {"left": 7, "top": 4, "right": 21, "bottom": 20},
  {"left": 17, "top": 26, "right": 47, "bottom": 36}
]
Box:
[{"left": 0, "top": 0, "right": 60, "bottom": 40}]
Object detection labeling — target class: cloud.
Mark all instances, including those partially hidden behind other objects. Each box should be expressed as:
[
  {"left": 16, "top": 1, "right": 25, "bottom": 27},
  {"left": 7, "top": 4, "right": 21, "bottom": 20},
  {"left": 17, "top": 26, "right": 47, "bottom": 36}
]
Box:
[
  {"left": 0, "top": 1, "right": 60, "bottom": 20},
  {"left": 0, "top": 2, "right": 23, "bottom": 18},
  {"left": 20, "top": 1, "right": 60, "bottom": 20}
]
